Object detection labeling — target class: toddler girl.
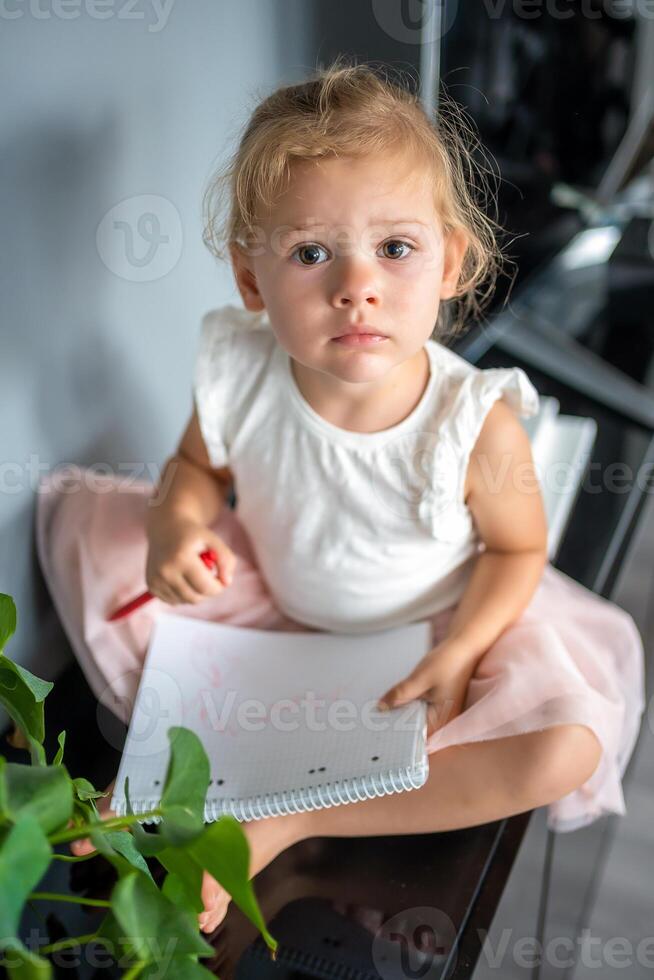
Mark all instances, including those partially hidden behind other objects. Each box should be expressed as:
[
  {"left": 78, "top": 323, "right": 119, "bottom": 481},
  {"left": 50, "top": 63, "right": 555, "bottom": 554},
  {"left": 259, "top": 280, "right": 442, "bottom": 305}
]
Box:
[{"left": 36, "top": 59, "right": 645, "bottom": 935}]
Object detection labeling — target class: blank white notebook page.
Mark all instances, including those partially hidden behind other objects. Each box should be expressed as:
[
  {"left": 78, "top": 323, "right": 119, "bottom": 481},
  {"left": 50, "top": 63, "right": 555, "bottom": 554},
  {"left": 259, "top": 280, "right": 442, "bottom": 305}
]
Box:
[{"left": 111, "top": 613, "right": 432, "bottom": 813}]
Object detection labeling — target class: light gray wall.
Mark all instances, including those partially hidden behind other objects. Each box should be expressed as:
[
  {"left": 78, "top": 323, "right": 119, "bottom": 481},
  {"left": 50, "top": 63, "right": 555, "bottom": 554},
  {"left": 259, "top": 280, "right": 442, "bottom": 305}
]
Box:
[{"left": 0, "top": 0, "right": 314, "bottom": 695}]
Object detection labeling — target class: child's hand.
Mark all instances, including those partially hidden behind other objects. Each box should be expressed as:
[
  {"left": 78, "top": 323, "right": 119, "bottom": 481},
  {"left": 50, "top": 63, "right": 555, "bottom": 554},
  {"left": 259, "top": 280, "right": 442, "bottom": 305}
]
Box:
[
  {"left": 145, "top": 516, "right": 237, "bottom": 606},
  {"left": 377, "top": 640, "right": 478, "bottom": 738}
]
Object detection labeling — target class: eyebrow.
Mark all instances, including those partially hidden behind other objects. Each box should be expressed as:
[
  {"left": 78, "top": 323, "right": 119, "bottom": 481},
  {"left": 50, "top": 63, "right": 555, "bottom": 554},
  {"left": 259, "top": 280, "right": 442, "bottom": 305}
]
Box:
[{"left": 286, "top": 219, "right": 430, "bottom": 231}]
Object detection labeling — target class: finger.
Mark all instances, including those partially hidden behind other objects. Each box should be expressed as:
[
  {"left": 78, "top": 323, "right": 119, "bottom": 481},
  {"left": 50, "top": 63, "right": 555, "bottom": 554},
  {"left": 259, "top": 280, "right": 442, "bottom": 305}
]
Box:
[
  {"left": 378, "top": 668, "right": 433, "bottom": 710},
  {"left": 70, "top": 836, "right": 98, "bottom": 856},
  {"left": 172, "top": 573, "right": 207, "bottom": 605},
  {"left": 154, "top": 574, "right": 203, "bottom": 606},
  {"left": 183, "top": 560, "right": 225, "bottom": 598},
  {"left": 205, "top": 535, "right": 237, "bottom": 586}
]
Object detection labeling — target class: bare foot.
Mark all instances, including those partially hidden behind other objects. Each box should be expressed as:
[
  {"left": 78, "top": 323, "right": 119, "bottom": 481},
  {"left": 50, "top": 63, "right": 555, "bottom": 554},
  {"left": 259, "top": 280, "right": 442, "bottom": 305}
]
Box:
[
  {"left": 68, "top": 778, "right": 306, "bottom": 934},
  {"left": 198, "top": 812, "right": 307, "bottom": 934}
]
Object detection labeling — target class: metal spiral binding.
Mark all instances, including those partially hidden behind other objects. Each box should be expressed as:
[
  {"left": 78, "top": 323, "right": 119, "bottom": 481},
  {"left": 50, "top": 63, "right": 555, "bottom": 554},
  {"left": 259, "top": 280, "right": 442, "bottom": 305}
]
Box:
[
  {"left": 205, "top": 762, "right": 428, "bottom": 822},
  {"left": 112, "top": 762, "right": 428, "bottom": 824}
]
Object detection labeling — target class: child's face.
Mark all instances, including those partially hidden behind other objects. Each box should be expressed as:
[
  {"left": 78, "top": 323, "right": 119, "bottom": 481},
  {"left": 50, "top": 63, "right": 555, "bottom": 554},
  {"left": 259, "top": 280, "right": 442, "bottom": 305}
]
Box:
[{"left": 231, "top": 152, "right": 467, "bottom": 388}]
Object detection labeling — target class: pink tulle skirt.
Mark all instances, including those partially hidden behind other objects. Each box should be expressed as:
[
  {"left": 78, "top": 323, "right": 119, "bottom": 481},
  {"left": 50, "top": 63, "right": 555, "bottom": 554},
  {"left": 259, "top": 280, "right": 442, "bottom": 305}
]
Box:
[{"left": 35, "top": 469, "right": 646, "bottom": 834}]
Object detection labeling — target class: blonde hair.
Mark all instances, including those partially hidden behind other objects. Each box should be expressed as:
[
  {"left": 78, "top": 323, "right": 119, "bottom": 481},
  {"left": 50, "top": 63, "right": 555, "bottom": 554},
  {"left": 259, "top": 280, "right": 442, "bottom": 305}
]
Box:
[{"left": 202, "top": 57, "right": 508, "bottom": 341}]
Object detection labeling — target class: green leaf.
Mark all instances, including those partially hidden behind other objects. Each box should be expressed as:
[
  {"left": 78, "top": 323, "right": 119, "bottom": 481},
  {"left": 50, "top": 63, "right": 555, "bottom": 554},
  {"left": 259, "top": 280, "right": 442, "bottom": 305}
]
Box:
[
  {"left": 158, "top": 728, "right": 210, "bottom": 846},
  {"left": 157, "top": 850, "right": 204, "bottom": 913},
  {"left": 102, "top": 831, "right": 154, "bottom": 882},
  {"left": 122, "top": 777, "right": 167, "bottom": 858},
  {"left": 52, "top": 731, "right": 65, "bottom": 767},
  {"left": 0, "top": 594, "right": 17, "bottom": 652},
  {"left": 158, "top": 805, "right": 206, "bottom": 848},
  {"left": 111, "top": 872, "right": 214, "bottom": 961},
  {"left": 0, "top": 639, "right": 53, "bottom": 765},
  {"left": 1, "top": 938, "right": 53, "bottom": 979},
  {"left": 187, "top": 818, "right": 277, "bottom": 954},
  {"left": 94, "top": 911, "right": 141, "bottom": 969},
  {"left": 140, "top": 955, "right": 216, "bottom": 978},
  {"left": 71, "top": 797, "right": 97, "bottom": 824},
  {"left": 0, "top": 814, "right": 52, "bottom": 945},
  {"left": 72, "top": 777, "right": 107, "bottom": 802},
  {"left": 74, "top": 819, "right": 151, "bottom": 884},
  {"left": 0, "top": 760, "right": 73, "bottom": 836}
]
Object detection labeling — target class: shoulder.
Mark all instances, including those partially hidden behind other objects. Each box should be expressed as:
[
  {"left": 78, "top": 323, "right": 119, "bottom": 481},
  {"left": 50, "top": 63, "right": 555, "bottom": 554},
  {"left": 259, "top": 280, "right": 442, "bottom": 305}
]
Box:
[
  {"left": 429, "top": 340, "right": 540, "bottom": 419},
  {"left": 195, "top": 303, "right": 276, "bottom": 383},
  {"left": 426, "top": 341, "right": 541, "bottom": 503},
  {"left": 198, "top": 303, "right": 274, "bottom": 353},
  {"left": 463, "top": 395, "right": 537, "bottom": 503},
  {"left": 464, "top": 397, "right": 548, "bottom": 551},
  {"left": 192, "top": 304, "right": 277, "bottom": 469},
  {"left": 471, "top": 397, "right": 531, "bottom": 456}
]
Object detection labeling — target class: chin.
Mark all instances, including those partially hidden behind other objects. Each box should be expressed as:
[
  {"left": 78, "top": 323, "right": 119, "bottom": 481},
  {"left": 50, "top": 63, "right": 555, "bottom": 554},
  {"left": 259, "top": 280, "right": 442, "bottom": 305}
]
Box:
[{"left": 328, "top": 352, "right": 393, "bottom": 379}]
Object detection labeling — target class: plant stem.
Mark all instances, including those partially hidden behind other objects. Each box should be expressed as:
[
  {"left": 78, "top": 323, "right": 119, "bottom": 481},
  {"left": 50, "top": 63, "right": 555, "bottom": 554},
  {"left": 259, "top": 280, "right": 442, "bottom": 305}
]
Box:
[
  {"left": 49, "top": 809, "right": 164, "bottom": 845},
  {"left": 29, "top": 892, "right": 111, "bottom": 908},
  {"left": 40, "top": 933, "right": 99, "bottom": 955},
  {"left": 52, "top": 850, "right": 100, "bottom": 863},
  {"left": 122, "top": 962, "right": 147, "bottom": 980}
]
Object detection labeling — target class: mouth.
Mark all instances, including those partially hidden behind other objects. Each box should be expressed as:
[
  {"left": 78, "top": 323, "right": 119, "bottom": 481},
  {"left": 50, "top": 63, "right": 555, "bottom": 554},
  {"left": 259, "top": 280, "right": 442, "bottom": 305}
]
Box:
[{"left": 332, "top": 327, "right": 389, "bottom": 345}]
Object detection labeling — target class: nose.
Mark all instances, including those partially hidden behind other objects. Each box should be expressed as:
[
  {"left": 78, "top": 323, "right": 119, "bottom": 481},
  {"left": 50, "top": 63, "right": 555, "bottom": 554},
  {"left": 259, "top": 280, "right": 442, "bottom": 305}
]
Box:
[{"left": 329, "top": 255, "right": 381, "bottom": 311}]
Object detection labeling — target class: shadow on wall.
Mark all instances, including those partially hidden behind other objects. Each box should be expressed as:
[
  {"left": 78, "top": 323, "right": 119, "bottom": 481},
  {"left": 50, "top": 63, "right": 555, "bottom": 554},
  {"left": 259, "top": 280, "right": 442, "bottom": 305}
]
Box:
[{"left": 0, "top": 114, "right": 164, "bottom": 686}]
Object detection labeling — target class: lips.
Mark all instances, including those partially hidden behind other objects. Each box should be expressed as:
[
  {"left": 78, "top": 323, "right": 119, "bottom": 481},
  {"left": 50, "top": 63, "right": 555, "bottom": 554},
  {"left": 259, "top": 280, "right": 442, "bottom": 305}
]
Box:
[
  {"left": 332, "top": 333, "right": 388, "bottom": 346},
  {"left": 333, "top": 327, "right": 388, "bottom": 339}
]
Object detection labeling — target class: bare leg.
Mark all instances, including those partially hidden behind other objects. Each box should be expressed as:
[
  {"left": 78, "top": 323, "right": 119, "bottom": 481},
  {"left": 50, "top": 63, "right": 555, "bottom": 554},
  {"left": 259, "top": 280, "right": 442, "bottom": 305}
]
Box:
[
  {"left": 67, "top": 779, "right": 302, "bottom": 933},
  {"left": 70, "top": 724, "right": 602, "bottom": 934},
  {"left": 199, "top": 722, "right": 602, "bottom": 932}
]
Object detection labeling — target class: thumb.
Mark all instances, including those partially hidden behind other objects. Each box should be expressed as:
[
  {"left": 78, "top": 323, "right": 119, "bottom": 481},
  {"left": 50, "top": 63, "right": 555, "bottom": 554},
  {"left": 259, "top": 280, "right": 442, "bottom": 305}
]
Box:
[{"left": 203, "top": 531, "right": 238, "bottom": 586}]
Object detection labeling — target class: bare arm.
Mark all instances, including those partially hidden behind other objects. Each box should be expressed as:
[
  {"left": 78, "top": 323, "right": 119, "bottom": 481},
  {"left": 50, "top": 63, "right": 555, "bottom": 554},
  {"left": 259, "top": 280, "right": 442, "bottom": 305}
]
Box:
[
  {"left": 441, "top": 399, "right": 549, "bottom": 663},
  {"left": 146, "top": 406, "right": 234, "bottom": 530},
  {"left": 144, "top": 406, "right": 238, "bottom": 604},
  {"left": 378, "top": 399, "right": 548, "bottom": 727}
]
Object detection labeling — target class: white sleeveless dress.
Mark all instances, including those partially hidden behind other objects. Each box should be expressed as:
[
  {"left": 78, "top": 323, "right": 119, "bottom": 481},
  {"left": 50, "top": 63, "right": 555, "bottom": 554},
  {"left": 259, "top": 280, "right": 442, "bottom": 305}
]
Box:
[{"left": 36, "top": 304, "right": 646, "bottom": 833}]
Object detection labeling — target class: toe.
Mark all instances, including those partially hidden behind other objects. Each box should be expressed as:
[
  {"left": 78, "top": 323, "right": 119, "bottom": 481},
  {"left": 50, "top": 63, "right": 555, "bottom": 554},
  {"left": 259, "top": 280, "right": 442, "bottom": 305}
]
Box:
[
  {"left": 199, "top": 873, "right": 230, "bottom": 933},
  {"left": 199, "top": 898, "right": 229, "bottom": 934}
]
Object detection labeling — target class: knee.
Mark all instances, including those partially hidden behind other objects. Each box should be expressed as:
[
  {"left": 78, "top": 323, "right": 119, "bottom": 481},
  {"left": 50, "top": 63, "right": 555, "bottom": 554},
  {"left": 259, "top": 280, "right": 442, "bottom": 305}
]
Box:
[{"left": 535, "top": 724, "right": 603, "bottom": 800}]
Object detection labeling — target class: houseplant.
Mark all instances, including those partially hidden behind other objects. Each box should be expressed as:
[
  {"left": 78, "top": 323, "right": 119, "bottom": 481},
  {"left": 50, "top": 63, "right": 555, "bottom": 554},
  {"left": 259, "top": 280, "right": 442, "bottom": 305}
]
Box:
[{"left": 0, "top": 592, "right": 277, "bottom": 978}]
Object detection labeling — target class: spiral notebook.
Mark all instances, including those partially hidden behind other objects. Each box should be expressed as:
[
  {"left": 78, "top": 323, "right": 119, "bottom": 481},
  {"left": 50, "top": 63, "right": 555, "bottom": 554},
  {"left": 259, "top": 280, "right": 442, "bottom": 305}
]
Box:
[{"left": 110, "top": 612, "right": 432, "bottom": 823}]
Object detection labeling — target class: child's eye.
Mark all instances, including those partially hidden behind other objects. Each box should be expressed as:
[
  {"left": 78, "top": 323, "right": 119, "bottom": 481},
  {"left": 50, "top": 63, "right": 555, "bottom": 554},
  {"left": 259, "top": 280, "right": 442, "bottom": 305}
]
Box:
[
  {"left": 380, "top": 239, "right": 414, "bottom": 260},
  {"left": 293, "top": 244, "right": 328, "bottom": 266},
  {"left": 291, "top": 239, "right": 415, "bottom": 266}
]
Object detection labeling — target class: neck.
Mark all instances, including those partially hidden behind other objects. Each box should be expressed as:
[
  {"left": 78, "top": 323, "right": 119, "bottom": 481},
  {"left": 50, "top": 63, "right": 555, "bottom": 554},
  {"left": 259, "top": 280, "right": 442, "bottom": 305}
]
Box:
[{"left": 290, "top": 346, "right": 431, "bottom": 434}]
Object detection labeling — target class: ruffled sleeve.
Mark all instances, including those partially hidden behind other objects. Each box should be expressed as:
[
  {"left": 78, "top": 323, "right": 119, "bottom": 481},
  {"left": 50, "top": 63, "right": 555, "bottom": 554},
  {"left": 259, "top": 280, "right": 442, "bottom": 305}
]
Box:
[
  {"left": 192, "top": 307, "right": 238, "bottom": 469},
  {"left": 456, "top": 366, "right": 540, "bottom": 483},
  {"left": 420, "top": 365, "right": 540, "bottom": 543}
]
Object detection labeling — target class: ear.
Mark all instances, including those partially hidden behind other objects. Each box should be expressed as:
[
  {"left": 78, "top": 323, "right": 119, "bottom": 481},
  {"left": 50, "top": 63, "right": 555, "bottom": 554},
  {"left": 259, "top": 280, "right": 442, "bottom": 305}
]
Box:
[
  {"left": 229, "top": 242, "right": 266, "bottom": 312},
  {"left": 440, "top": 227, "right": 469, "bottom": 301}
]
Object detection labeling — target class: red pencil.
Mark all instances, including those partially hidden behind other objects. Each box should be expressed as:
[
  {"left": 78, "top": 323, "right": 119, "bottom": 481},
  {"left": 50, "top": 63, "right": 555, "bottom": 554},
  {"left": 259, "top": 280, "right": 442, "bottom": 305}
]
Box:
[{"left": 107, "top": 549, "right": 220, "bottom": 622}]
